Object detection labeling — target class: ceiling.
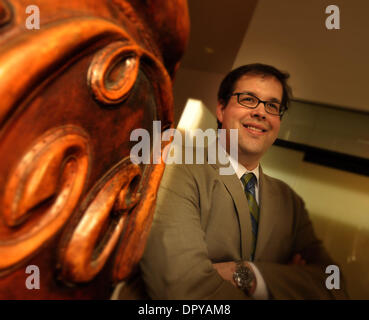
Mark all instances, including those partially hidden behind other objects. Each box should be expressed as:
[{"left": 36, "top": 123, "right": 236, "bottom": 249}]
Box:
[
  {"left": 234, "top": 0, "right": 369, "bottom": 113},
  {"left": 180, "top": 0, "right": 258, "bottom": 74},
  {"left": 178, "top": 0, "right": 369, "bottom": 114}
]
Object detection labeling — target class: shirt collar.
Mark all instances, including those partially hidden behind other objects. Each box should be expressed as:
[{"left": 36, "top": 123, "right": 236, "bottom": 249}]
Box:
[
  {"left": 228, "top": 152, "right": 259, "bottom": 184},
  {"left": 219, "top": 143, "right": 260, "bottom": 187}
]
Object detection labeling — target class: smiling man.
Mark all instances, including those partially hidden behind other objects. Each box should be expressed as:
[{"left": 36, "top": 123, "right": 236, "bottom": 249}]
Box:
[
  {"left": 217, "top": 67, "right": 284, "bottom": 171},
  {"left": 140, "top": 64, "right": 348, "bottom": 299}
]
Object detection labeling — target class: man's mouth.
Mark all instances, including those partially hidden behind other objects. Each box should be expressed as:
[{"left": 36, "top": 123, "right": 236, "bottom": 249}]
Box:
[{"left": 243, "top": 124, "right": 267, "bottom": 133}]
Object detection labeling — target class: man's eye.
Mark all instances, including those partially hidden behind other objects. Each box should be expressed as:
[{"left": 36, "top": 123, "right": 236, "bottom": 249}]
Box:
[
  {"left": 267, "top": 103, "right": 279, "bottom": 110},
  {"left": 241, "top": 96, "right": 256, "bottom": 103}
]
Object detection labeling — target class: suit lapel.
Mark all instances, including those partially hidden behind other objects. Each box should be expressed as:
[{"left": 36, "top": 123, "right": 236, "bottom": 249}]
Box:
[
  {"left": 254, "top": 167, "right": 280, "bottom": 260},
  {"left": 209, "top": 160, "right": 253, "bottom": 261},
  {"left": 207, "top": 140, "right": 281, "bottom": 261}
]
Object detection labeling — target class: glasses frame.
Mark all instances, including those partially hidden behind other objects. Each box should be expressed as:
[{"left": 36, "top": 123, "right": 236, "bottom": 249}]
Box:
[{"left": 231, "top": 92, "right": 286, "bottom": 117}]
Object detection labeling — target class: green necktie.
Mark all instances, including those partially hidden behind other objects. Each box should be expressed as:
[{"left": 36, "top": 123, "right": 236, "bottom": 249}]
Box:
[{"left": 240, "top": 173, "right": 259, "bottom": 261}]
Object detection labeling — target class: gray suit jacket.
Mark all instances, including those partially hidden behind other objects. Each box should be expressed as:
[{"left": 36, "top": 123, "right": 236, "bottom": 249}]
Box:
[{"left": 140, "top": 150, "right": 348, "bottom": 299}]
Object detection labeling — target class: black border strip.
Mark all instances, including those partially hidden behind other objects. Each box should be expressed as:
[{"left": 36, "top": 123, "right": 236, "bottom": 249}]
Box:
[{"left": 274, "top": 139, "right": 369, "bottom": 177}]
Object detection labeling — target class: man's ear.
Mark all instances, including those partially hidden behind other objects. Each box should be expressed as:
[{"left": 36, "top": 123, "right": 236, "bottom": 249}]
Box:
[{"left": 216, "top": 102, "right": 225, "bottom": 124}]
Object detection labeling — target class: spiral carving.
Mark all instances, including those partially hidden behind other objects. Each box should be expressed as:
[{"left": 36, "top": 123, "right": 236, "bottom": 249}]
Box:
[
  {"left": 112, "top": 160, "right": 166, "bottom": 282},
  {"left": 58, "top": 159, "right": 142, "bottom": 283},
  {"left": 87, "top": 41, "right": 140, "bottom": 105},
  {"left": 0, "top": 0, "right": 189, "bottom": 298},
  {"left": 0, "top": 17, "right": 134, "bottom": 126},
  {"left": 87, "top": 40, "right": 174, "bottom": 126},
  {"left": 0, "top": 126, "right": 91, "bottom": 274}
]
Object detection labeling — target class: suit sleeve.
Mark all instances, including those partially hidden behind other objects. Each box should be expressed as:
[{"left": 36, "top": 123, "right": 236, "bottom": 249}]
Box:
[
  {"left": 139, "top": 164, "right": 249, "bottom": 299},
  {"left": 254, "top": 190, "right": 349, "bottom": 299}
]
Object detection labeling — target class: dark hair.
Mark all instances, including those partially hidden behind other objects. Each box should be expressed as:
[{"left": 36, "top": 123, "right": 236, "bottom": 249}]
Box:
[{"left": 217, "top": 63, "right": 292, "bottom": 128}]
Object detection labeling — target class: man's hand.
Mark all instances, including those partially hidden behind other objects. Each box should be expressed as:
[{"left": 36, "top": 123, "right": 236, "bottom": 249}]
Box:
[
  {"left": 213, "top": 255, "right": 305, "bottom": 296},
  {"left": 212, "top": 262, "right": 237, "bottom": 286},
  {"left": 212, "top": 261, "right": 256, "bottom": 295},
  {"left": 288, "top": 253, "right": 306, "bottom": 266}
]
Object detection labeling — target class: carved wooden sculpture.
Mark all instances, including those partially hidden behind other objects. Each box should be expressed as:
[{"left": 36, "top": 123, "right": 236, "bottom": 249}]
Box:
[{"left": 0, "top": 0, "right": 189, "bottom": 299}]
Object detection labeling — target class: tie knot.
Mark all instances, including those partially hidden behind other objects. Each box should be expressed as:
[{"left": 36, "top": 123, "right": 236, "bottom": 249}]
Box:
[{"left": 241, "top": 172, "right": 256, "bottom": 191}]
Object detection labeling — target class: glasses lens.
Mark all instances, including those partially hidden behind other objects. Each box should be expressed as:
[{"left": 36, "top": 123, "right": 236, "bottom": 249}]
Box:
[
  {"left": 265, "top": 102, "right": 281, "bottom": 115},
  {"left": 238, "top": 94, "right": 258, "bottom": 107}
]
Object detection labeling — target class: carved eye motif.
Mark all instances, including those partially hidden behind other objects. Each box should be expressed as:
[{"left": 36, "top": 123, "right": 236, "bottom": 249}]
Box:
[{"left": 87, "top": 41, "right": 140, "bottom": 105}]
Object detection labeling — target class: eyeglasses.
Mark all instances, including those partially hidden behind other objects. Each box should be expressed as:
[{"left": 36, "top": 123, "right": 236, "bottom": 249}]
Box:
[{"left": 231, "top": 92, "right": 286, "bottom": 116}]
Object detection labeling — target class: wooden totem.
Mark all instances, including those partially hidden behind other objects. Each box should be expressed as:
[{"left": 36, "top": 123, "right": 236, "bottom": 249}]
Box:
[{"left": 0, "top": 0, "right": 189, "bottom": 299}]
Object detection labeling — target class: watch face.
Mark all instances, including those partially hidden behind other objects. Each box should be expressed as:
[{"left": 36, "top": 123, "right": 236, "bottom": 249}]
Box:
[
  {"left": 234, "top": 274, "right": 243, "bottom": 286},
  {"left": 234, "top": 263, "right": 254, "bottom": 291}
]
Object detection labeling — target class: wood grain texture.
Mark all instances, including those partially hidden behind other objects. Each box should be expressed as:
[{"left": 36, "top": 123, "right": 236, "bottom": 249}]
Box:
[
  {"left": 0, "top": 0, "right": 12, "bottom": 27},
  {"left": 1, "top": 126, "right": 91, "bottom": 274},
  {"left": 0, "top": 0, "right": 189, "bottom": 299},
  {"left": 58, "top": 159, "right": 141, "bottom": 283}
]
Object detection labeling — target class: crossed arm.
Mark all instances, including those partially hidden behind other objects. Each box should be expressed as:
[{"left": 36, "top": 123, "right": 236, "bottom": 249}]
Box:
[
  {"left": 213, "top": 253, "right": 306, "bottom": 296},
  {"left": 140, "top": 164, "right": 348, "bottom": 300}
]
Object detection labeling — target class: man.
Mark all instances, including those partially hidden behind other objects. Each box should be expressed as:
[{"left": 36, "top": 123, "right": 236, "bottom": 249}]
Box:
[{"left": 140, "top": 63, "right": 347, "bottom": 299}]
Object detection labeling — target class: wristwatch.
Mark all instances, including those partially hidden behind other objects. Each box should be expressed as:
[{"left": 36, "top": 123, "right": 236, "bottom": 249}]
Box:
[{"left": 233, "top": 261, "right": 256, "bottom": 295}]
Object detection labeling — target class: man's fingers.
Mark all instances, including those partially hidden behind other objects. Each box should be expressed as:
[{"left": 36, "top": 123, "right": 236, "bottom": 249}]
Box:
[
  {"left": 291, "top": 254, "right": 301, "bottom": 264},
  {"left": 289, "top": 253, "right": 306, "bottom": 265},
  {"left": 293, "top": 254, "right": 300, "bottom": 264}
]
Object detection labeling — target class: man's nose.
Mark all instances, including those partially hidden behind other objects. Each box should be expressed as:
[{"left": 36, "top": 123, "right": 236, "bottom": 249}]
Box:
[{"left": 250, "top": 102, "right": 267, "bottom": 119}]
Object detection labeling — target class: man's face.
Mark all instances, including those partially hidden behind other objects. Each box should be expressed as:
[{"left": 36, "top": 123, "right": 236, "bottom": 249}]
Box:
[{"left": 216, "top": 74, "right": 283, "bottom": 163}]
